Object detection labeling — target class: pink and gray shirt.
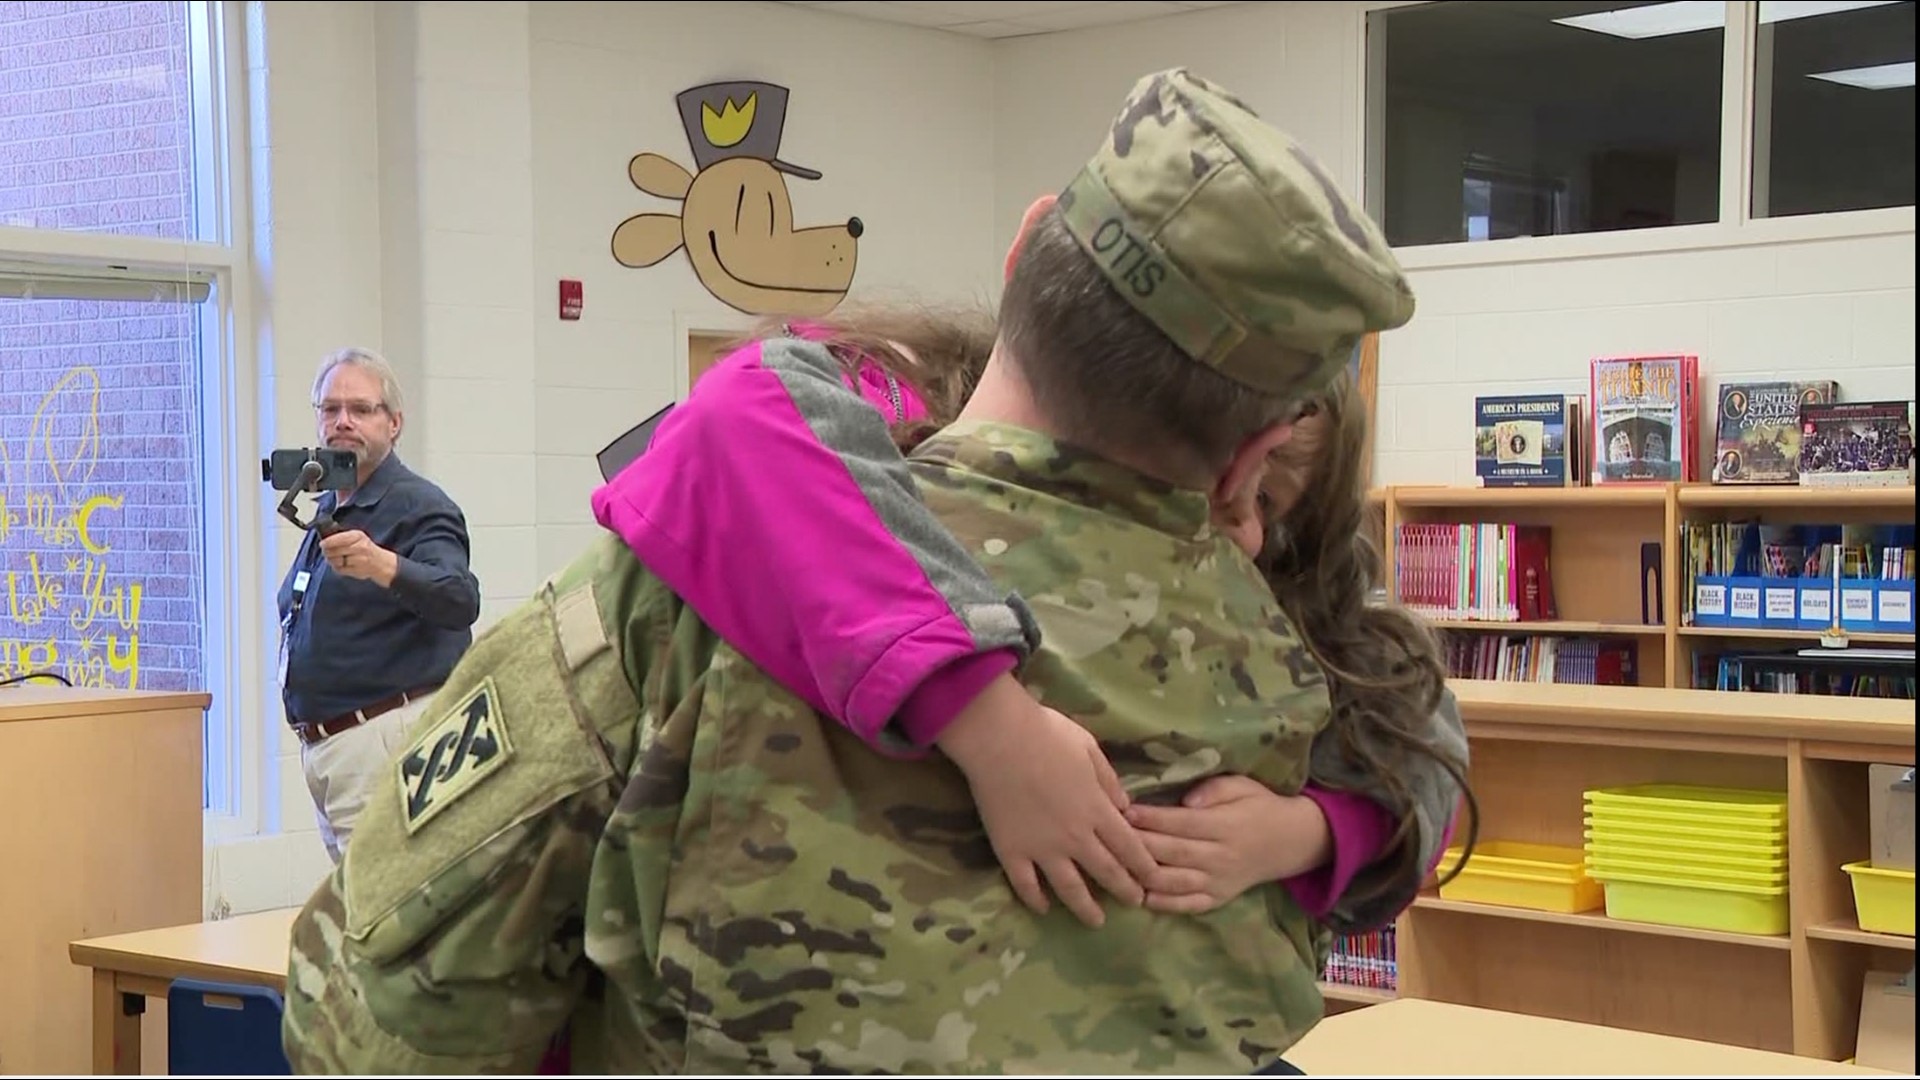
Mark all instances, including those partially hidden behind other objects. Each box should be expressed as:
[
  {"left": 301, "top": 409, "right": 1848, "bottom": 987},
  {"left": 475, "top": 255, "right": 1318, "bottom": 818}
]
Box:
[{"left": 589, "top": 325, "right": 1457, "bottom": 934}]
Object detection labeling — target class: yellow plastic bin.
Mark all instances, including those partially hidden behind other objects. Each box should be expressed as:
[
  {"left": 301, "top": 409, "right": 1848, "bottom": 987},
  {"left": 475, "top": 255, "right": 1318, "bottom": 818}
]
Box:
[
  {"left": 1586, "top": 852, "right": 1786, "bottom": 891},
  {"left": 1585, "top": 784, "right": 1788, "bottom": 821},
  {"left": 1841, "top": 860, "right": 1916, "bottom": 936},
  {"left": 1586, "top": 868, "right": 1791, "bottom": 936},
  {"left": 1582, "top": 845, "right": 1789, "bottom": 880},
  {"left": 1586, "top": 834, "right": 1789, "bottom": 876},
  {"left": 1583, "top": 816, "right": 1789, "bottom": 855},
  {"left": 1437, "top": 841, "right": 1604, "bottom": 914},
  {"left": 1585, "top": 811, "right": 1788, "bottom": 846}
]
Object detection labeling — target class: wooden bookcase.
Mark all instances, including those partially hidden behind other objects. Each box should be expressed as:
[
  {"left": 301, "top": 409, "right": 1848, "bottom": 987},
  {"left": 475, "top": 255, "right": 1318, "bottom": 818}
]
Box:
[
  {"left": 1318, "top": 484, "right": 1916, "bottom": 1061},
  {"left": 1383, "top": 684, "right": 1914, "bottom": 1062},
  {"left": 1378, "top": 483, "right": 1917, "bottom": 688}
]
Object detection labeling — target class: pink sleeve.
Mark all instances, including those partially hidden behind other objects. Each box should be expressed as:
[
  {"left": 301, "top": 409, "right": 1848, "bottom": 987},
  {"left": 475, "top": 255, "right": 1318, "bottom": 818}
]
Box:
[
  {"left": 589, "top": 337, "right": 1034, "bottom": 758},
  {"left": 1280, "top": 785, "right": 1395, "bottom": 918},
  {"left": 1281, "top": 787, "right": 1458, "bottom": 919}
]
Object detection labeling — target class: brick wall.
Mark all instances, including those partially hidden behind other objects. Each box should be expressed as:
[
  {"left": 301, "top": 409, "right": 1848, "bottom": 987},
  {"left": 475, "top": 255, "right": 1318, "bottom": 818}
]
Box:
[{"left": 0, "top": 0, "right": 204, "bottom": 694}]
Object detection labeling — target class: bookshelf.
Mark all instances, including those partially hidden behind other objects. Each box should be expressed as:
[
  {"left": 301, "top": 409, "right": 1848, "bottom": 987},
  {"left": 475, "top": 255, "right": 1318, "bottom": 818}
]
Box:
[
  {"left": 1327, "top": 682, "right": 1915, "bottom": 1062},
  {"left": 1674, "top": 486, "right": 1917, "bottom": 695},
  {"left": 1316, "top": 482, "right": 1915, "bottom": 1055},
  {"left": 1378, "top": 483, "right": 1916, "bottom": 689}
]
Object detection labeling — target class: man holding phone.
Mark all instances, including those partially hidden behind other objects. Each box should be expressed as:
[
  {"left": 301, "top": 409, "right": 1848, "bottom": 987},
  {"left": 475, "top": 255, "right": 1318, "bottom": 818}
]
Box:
[{"left": 276, "top": 347, "right": 482, "bottom": 862}]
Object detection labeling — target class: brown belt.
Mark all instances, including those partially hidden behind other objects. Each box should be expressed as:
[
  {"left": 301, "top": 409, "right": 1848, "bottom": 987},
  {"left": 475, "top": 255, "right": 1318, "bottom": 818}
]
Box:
[{"left": 293, "top": 684, "right": 442, "bottom": 746}]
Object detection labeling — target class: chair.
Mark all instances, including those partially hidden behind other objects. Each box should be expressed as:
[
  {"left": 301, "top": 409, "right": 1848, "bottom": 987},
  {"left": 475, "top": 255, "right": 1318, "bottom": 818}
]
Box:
[{"left": 166, "top": 979, "right": 292, "bottom": 1075}]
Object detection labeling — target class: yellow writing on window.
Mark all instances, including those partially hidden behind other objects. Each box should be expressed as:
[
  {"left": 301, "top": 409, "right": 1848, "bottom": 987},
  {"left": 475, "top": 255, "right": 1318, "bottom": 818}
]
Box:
[{"left": 1, "top": 367, "right": 152, "bottom": 690}]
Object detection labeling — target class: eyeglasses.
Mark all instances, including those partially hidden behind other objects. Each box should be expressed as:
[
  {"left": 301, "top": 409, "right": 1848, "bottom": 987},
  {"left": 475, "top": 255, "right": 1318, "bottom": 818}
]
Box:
[{"left": 316, "top": 400, "right": 387, "bottom": 421}]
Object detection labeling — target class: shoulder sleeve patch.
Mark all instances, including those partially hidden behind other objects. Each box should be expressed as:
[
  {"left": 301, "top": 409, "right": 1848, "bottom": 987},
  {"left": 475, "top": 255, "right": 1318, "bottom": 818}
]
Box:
[{"left": 398, "top": 676, "right": 514, "bottom": 834}]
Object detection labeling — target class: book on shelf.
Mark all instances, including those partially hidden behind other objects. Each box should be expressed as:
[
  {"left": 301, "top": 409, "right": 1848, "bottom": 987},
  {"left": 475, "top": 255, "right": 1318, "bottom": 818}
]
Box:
[
  {"left": 1681, "top": 519, "right": 1917, "bottom": 637},
  {"left": 1711, "top": 379, "right": 1838, "bottom": 485},
  {"left": 1322, "top": 927, "right": 1396, "bottom": 993},
  {"left": 1473, "top": 393, "right": 1587, "bottom": 487},
  {"left": 1445, "top": 633, "right": 1639, "bottom": 685},
  {"left": 1696, "top": 651, "right": 1915, "bottom": 699},
  {"left": 1797, "top": 400, "right": 1916, "bottom": 489},
  {"left": 1590, "top": 354, "right": 1698, "bottom": 484},
  {"left": 1395, "top": 522, "right": 1556, "bottom": 622}
]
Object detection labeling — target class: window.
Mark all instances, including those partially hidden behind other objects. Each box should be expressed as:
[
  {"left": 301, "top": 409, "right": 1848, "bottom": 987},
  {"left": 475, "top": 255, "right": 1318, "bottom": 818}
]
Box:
[
  {"left": 1366, "top": 1, "right": 1916, "bottom": 249},
  {"left": 0, "top": 2, "right": 249, "bottom": 822},
  {"left": 1754, "top": 0, "right": 1915, "bottom": 218},
  {"left": 0, "top": 0, "right": 213, "bottom": 240},
  {"left": 1367, "top": 1, "right": 1725, "bottom": 247},
  {"left": 0, "top": 290, "right": 206, "bottom": 695}
]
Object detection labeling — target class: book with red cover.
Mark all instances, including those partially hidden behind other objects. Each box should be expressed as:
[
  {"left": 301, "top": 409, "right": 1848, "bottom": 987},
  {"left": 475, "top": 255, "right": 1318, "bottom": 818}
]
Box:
[{"left": 1591, "top": 354, "right": 1698, "bottom": 483}]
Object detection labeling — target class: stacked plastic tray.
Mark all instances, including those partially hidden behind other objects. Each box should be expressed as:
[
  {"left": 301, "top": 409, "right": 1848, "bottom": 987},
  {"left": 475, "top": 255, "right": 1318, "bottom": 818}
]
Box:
[
  {"left": 1435, "top": 841, "right": 1604, "bottom": 913},
  {"left": 1582, "top": 783, "right": 1790, "bottom": 936}
]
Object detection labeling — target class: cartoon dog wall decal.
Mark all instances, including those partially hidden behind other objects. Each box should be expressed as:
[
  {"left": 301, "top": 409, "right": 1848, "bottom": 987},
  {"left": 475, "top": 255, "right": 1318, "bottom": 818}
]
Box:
[{"left": 611, "top": 81, "right": 862, "bottom": 318}]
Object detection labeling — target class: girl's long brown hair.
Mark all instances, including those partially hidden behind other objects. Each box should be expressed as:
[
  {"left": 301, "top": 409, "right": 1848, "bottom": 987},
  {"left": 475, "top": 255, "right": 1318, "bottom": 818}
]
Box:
[
  {"left": 744, "top": 306, "right": 1475, "bottom": 899},
  {"left": 727, "top": 302, "right": 995, "bottom": 444},
  {"left": 1258, "top": 374, "right": 1479, "bottom": 902}
]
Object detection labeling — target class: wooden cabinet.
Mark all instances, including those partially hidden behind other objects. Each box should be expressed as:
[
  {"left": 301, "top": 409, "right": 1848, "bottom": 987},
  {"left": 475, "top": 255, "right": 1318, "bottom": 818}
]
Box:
[
  {"left": 0, "top": 687, "right": 207, "bottom": 1074},
  {"left": 1392, "top": 682, "right": 1913, "bottom": 1061}
]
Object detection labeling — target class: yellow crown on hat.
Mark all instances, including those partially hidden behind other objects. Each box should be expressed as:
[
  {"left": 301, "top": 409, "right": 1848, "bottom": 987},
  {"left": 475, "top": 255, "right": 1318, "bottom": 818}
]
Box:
[{"left": 701, "top": 93, "right": 757, "bottom": 148}]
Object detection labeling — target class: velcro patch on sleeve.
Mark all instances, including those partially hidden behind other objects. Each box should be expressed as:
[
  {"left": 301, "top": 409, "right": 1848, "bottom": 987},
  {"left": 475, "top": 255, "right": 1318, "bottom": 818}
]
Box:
[{"left": 553, "top": 583, "right": 611, "bottom": 673}]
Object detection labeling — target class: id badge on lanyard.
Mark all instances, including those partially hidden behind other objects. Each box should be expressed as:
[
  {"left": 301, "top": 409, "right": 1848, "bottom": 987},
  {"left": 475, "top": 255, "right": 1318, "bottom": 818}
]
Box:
[{"left": 278, "top": 569, "right": 312, "bottom": 689}]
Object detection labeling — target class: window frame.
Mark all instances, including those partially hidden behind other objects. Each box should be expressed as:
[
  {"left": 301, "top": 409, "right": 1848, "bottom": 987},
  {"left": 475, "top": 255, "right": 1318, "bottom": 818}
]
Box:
[
  {"left": 0, "top": 1, "right": 266, "bottom": 843},
  {"left": 1354, "top": 0, "right": 1917, "bottom": 270}
]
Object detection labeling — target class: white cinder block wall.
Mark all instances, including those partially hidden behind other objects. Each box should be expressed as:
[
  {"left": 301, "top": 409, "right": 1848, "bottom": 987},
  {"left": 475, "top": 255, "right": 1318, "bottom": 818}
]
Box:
[
  {"left": 214, "top": 0, "right": 386, "bottom": 917},
  {"left": 398, "top": 0, "right": 546, "bottom": 631},
  {"left": 213, "top": 0, "right": 1913, "bottom": 915},
  {"left": 209, "top": 0, "right": 996, "bottom": 916},
  {"left": 1367, "top": 236, "right": 1915, "bottom": 485},
  {"left": 993, "top": 2, "right": 1917, "bottom": 487},
  {"left": 521, "top": 1, "right": 1000, "bottom": 585}
]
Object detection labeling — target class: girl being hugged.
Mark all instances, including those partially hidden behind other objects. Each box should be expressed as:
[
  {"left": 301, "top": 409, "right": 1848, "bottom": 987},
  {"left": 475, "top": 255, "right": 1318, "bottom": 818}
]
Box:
[{"left": 590, "top": 304, "right": 1473, "bottom": 933}]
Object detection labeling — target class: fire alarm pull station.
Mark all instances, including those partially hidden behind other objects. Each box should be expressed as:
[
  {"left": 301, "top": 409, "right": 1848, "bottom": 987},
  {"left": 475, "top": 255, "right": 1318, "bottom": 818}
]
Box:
[{"left": 560, "top": 279, "right": 583, "bottom": 321}]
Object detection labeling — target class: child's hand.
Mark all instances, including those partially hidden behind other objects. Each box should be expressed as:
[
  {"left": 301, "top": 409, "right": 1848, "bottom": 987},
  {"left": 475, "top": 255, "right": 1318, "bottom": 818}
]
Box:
[
  {"left": 1124, "top": 775, "right": 1332, "bottom": 914},
  {"left": 937, "top": 677, "right": 1159, "bottom": 928}
]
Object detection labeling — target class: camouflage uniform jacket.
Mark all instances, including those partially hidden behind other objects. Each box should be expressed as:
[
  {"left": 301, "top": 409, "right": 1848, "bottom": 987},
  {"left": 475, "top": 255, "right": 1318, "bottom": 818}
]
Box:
[
  {"left": 283, "top": 421, "right": 1334, "bottom": 1074},
  {"left": 595, "top": 332, "right": 1464, "bottom": 934}
]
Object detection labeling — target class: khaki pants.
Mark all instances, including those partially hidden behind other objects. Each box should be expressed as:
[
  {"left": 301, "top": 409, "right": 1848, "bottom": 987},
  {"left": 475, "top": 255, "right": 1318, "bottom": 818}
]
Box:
[{"left": 300, "top": 694, "right": 433, "bottom": 862}]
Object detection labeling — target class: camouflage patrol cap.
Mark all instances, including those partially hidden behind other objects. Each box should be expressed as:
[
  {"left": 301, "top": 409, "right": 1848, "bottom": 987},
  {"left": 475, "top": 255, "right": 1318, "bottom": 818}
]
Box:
[{"left": 1056, "top": 68, "right": 1415, "bottom": 399}]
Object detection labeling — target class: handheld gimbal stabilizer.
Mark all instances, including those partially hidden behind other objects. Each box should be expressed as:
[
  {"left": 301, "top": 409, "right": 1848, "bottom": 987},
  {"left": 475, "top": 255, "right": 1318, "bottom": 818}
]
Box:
[{"left": 261, "top": 448, "right": 357, "bottom": 537}]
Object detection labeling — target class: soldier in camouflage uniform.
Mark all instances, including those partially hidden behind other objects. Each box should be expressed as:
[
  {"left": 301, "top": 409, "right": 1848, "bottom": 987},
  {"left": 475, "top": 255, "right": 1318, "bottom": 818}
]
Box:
[{"left": 282, "top": 68, "right": 1417, "bottom": 1073}]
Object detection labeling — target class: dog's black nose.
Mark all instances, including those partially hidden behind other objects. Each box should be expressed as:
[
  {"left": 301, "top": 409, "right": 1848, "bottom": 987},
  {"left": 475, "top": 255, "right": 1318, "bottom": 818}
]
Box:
[{"left": 846, "top": 216, "right": 864, "bottom": 239}]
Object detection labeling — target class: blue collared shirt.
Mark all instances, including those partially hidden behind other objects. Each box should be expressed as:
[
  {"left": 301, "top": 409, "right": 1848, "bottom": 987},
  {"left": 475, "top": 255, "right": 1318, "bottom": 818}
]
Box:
[{"left": 275, "top": 453, "right": 481, "bottom": 726}]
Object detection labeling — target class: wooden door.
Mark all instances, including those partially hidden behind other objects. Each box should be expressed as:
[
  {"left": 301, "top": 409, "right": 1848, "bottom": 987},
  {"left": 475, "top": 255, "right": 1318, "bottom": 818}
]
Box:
[
  {"left": 688, "top": 332, "right": 735, "bottom": 390},
  {"left": 1357, "top": 331, "right": 1380, "bottom": 489}
]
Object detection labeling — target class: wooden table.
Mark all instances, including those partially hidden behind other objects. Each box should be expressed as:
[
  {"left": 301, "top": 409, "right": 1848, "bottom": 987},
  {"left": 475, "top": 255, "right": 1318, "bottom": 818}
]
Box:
[
  {"left": 68, "top": 907, "right": 298, "bottom": 1075},
  {"left": 1286, "top": 998, "right": 1897, "bottom": 1075}
]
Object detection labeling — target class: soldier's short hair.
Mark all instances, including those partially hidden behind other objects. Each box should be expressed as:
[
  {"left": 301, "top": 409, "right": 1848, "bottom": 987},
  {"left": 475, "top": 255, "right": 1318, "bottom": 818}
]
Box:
[{"left": 998, "top": 209, "right": 1304, "bottom": 483}]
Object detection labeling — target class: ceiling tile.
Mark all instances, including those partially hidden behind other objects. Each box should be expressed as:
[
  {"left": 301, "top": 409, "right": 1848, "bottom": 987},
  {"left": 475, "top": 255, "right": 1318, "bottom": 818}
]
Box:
[
  {"left": 808, "top": 1, "right": 966, "bottom": 27},
  {"left": 780, "top": 0, "right": 1243, "bottom": 36},
  {"left": 892, "top": 1, "right": 1109, "bottom": 17},
  {"left": 1013, "top": 1, "right": 1186, "bottom": 32},
  {"left": 948, "top": 18, "right": 1056, "bottom": 36}
]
